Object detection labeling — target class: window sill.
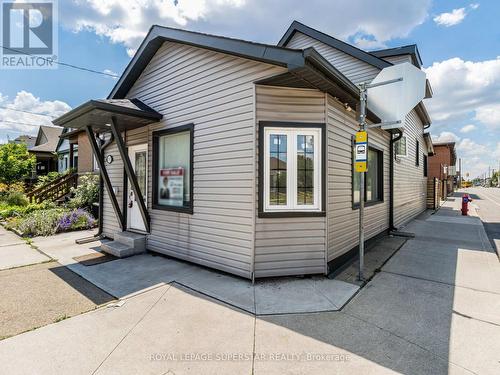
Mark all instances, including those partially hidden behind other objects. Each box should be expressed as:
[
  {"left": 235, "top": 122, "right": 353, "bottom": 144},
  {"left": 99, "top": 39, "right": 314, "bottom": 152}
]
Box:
[
  {"left": 258, "top": 211, "right": 326, "bottom": 218},
  {"left": 352, "top": 200, "right": 384, "bottom": 210},
  {"left": 152, "top": 204, "right": 193, "bottom": 215}
]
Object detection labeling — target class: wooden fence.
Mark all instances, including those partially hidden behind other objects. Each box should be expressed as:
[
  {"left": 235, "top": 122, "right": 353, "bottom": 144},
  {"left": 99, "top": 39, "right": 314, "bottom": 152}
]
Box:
[{"left": 427, "top": 177, "right": 442, "bottom": 210}]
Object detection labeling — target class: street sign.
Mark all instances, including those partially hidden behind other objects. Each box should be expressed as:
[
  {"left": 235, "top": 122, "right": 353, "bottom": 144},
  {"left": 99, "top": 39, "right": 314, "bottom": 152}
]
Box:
[
  {"left": 367, "top": 62, "right": 426, "bottom": 130},
  {"left": 355, "top": 131, "right": 368, "bottom": 172}
]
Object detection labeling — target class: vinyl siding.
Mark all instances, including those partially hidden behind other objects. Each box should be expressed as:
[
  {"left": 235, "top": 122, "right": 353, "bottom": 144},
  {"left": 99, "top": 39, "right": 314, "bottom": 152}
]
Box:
[
  {"left": 327, "top": 95, "right": 390, "bottom": 262},
  {"left": 102, "top": 141, "right": 123, "bottom": 238},
  {"left": 381, "top": 55, "right": 412, "bottom": 65},
  {"left": 286, "top": 32, "right": 380, "bottom": 84},
  {"left": 286, "top": 32, "right": 429, "bottom": 235},
  {"left": 254, "top": 85, "right": 327, "bottom": 278},
  {"left": 393, "top": 109, "right": 428, "bottom": 228},
  {"left": 123, "top": 41, "right": 286, "bottom": 279}
]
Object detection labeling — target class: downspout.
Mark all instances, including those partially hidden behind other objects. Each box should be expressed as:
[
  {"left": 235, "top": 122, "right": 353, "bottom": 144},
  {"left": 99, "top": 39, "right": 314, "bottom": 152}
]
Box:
[
  {"left": 389, "top": 129, "right": 403, "bottom": 231},
  {"left": 95, "top": 132, "right": 115, "bottom": 237}
]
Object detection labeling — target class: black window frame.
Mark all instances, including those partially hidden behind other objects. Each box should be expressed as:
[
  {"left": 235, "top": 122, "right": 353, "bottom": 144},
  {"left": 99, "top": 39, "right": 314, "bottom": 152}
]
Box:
[
  {"left": 152, "top": 123, "right": 194, "bottom": 214},
  {"left": 258, "top": 121, "right": 326, "bottom": 218},
  {"left": 415, "top": 140, "right": 420, "bottom": 167},
  {"left": 423, "top": 154, "right": 428, "bottom": 177},
  {"left": 352, "top": 142, "right": 384, "bottom": 209}
]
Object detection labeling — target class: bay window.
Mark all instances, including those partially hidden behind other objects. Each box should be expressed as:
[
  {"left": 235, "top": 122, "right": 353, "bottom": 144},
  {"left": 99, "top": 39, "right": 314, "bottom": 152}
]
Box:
[
  {"left": 153, "top": 124, "right": 194, "bottom": 213},
  {"left": 259, "top": 122, "right": 324, "bottom": 217}
]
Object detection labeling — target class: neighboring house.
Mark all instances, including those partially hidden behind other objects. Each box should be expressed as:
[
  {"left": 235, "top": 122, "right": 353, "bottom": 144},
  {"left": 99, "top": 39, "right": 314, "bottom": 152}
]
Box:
[
  {"left": 56, "top": 128, "right": 78, "bottom": 173},
  {"left": 428, "top": 142, "right": 457, "bottom": 197},
  {"left": 54, "top": 21, "right": 433, "bottom": 280},
  {"left": 29, "top": 125, "right": 63, "bottom": 176},
  {"left": 9, "top": 134, "right": 36, "bottom": 149},
  {"left": 56, "top": 128, "right": 96, "bottom": 175}
]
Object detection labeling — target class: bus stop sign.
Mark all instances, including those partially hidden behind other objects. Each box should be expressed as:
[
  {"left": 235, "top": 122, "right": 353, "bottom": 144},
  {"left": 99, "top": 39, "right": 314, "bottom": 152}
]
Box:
[{"left": 355, "top": 131, "right": 368, "bottom": 172}]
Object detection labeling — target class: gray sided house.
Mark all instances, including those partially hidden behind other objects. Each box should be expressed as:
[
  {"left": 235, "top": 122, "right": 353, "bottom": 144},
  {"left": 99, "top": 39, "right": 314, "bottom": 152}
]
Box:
[
  {"left": 29, "top": 125, "right": 63, "bottom": 176},
  {"left": 54, "top": 22, "right": 433, "bottom": 280}
]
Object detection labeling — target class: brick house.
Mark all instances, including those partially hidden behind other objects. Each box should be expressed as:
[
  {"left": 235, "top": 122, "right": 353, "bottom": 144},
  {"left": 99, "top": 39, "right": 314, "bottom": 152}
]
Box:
[{"left": 428, "top": 142, "right": 457, "bottom": 197}]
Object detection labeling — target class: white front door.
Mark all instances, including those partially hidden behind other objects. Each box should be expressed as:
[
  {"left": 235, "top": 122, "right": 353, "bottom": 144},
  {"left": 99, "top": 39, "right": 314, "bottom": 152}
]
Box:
[{"left": 128, "top": 144, "right": 148, "bottom": 232}]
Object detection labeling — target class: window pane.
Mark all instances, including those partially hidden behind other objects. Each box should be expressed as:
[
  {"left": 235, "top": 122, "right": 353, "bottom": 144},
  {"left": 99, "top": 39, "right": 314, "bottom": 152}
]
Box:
[
  {"left": 135, "top": 151, "right": 147, "bottom": 198},
  {"left": 157, "top": 131, "right": 190, "bottom": 207},
  {"left": 395, "top": 137, "right": 406, "bottom": 156},
  {"left": 269, "top": 134, "right": 287, "bottom": 205},
  {"left": 366, "top": 149, "right": 379, "bottom": 202},
  {"left": 297, "top": 134, "right": 314, "bottom": 205}
]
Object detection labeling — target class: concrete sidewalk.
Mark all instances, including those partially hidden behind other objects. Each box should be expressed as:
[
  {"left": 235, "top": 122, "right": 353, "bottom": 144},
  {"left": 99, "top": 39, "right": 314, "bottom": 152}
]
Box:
[
  {"left": 0, "top": 226, "right": 50, "bottom": 270},
  {"left": 1, "top": 200, "right": 499, "bottom": 374},
  {"left": 32, "top": 230, "right": 360, "bottom": 315}
]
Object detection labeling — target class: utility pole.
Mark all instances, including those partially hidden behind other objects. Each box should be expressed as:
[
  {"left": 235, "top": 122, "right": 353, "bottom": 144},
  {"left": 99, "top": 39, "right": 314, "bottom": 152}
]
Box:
[{"left": 459, "top": 158, "right": 462, "bottom": 189}]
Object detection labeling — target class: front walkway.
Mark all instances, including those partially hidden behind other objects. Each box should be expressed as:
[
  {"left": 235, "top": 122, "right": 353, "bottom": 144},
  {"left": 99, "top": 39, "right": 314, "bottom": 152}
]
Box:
[
  {"left": 1, "top": 199, "right": 499, "bottom": 374},
  {"left": 31, "top": 230, "right": 360, "bottom": 314}
]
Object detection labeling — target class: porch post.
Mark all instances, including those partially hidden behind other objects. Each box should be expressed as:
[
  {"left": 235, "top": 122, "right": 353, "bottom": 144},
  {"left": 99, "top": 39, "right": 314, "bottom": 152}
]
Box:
[
  {"left": 109, "top": 116, "right": 151, "bottom": 233},
  {"left": 85, "top": 125, "right": 124, "bottom": 231},
  {"left": 69, "top": 143, "right": 74, "bottom": 169}
]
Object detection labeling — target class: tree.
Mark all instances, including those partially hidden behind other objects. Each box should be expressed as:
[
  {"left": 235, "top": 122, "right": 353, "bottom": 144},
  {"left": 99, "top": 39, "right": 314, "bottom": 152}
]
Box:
[{"left": 0, "top": 143, "right": 36, "bottom": 186}]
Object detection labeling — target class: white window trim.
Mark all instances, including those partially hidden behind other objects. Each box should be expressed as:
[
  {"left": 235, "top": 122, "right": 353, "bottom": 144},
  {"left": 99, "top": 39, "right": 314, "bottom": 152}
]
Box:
[
  {"left": 395, "top": 136, "right": 407, "bottom": 157},
  {"left": 263, "top": 127, "right": 322, "bottom": 212}
]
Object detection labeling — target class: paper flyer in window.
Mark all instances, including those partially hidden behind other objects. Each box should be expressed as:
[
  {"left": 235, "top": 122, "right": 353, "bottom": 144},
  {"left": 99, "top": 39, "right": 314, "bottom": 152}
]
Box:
[{"left": 159, "top": 167, "right": 184, "bottom": 206}]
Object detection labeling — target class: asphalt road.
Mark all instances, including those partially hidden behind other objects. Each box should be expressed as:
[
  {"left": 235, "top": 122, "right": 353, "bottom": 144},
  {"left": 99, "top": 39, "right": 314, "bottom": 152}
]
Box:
[{"left": 466, "top": 187, "right": 500, "bottom": 256}]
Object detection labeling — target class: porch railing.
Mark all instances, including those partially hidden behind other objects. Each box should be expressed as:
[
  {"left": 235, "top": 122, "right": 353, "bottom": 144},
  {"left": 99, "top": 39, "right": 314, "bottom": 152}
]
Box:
[{"left": 27, "top": 173, "right": 79, "bottom": 204}]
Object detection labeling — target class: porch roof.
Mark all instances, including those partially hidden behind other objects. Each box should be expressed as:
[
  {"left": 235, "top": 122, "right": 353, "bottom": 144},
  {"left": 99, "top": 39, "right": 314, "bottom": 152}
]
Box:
[{"left": 53, "top": 98, "right": 163, "bottom": 132}]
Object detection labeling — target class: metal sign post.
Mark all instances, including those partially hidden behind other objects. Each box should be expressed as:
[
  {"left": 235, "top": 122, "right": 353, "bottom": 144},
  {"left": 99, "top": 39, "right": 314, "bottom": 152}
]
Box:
[
  {"left": 357, "top": 83, "right": 368, "bottom": 281},
  {"left": 356, "top": 77, "right": 404, "bottom": 282},
  {"left": 356, "top": 62, "right": 427, "bottom": 282}
]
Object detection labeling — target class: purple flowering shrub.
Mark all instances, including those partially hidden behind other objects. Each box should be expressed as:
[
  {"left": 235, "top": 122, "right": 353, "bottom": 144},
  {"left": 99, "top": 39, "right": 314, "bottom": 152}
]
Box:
[
  {"left": 6, "top": 208, "right": 97, "bottom": 237},
  {"left": 56, "top": 209, "right": 96, "bottom": 233}
]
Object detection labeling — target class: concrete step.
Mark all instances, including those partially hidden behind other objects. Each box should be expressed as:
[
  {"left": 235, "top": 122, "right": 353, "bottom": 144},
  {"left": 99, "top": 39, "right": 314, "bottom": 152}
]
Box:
[
  {"left": 100, "top": 241, "right": 136, "bottom": 258},
  {"left": 114, "top": 231, "right": 146, "bottom": 252}
]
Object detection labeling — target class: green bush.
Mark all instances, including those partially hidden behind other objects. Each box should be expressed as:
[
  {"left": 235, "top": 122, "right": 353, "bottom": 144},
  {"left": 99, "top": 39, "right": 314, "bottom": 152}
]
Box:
[
  {"left": 0, "top": 191, "right": 28, "bottom": 206},
  {"left": 67, "top": 174, "right": 99, "bottom": 210},
  {"left": 6, "top": 208, "right": 66, "bottom": 236},
  {"left": 5, "top": 207, "right": 96, "bottom": 236},
  {"left": 34, "top": 171, "right": 62, "bottom": 190},
  {"left": 0, "top": 201, "right": 55, "bottom": 219}
]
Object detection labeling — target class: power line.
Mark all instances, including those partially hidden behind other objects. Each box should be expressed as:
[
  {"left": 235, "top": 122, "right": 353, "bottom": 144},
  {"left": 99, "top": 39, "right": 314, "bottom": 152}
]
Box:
[
  {"left": 0, "top": 119, "right": 54, "bottom": 127},
  {"left": 0, "top": 106, "right": 57, "bottom": 118},
  {"left": 1, "top": 45, "right": 120, "bottom": 78}
]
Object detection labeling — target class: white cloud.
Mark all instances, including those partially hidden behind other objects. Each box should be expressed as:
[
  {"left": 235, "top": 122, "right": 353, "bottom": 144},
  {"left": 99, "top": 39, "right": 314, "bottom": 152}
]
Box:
[
  {"left": 0, "top": 91, "right": 71, "bottom": 138},
  {"left": 460, "top": 124, "right": 476, "bottom": 133},
  {"left": 60, "top": 0, "right": 432, "bottom": 55},
  {"left": 433, "top": 3, "right": 479, "bottom": 27},
  {"left": 457, "top": 138, "right": 488, "bottom": 157},
  {"left": 433, "top": 8, "right": 467, "bottom": 27},
  {"left": 424, "top": 57, "right": 500, "bottom": 129},
  {"left": 474, "top": 105, "right": 500, "bottom": 128},
  {"left": 432, "top": 131, "right": 460, "bottom": 143}
]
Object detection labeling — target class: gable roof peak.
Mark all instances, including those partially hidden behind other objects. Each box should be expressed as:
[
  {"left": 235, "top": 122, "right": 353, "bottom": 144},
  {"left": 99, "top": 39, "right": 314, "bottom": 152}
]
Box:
[{"left": 278, "top": 20, "right": 391, "bottom": 70}]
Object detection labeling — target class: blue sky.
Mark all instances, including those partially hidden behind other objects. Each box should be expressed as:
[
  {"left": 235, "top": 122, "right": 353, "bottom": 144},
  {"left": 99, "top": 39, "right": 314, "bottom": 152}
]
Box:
[{"left": 0, "top": 0, "right": 499, "bottom": 178}]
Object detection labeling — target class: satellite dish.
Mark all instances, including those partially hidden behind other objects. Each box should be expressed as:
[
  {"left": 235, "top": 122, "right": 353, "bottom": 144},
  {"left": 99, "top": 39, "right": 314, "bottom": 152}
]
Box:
[{"left": 367, "top": 62, "right": 426, "bottom": 130}]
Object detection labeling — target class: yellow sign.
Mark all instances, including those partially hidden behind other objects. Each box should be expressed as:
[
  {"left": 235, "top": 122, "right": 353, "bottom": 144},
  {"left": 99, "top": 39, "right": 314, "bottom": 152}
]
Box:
[
  {"left": 355, "top": 131, "right": 368, "bottom": 143},
  {"left": 355, "top": 131, "right": 368, "bottom": 173}
]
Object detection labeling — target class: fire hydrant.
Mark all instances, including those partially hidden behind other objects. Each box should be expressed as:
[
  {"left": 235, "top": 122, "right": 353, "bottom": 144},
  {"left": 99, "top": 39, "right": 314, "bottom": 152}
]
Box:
[{"left": 462, "top": 194, "right": 472, "bottom": 216}]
